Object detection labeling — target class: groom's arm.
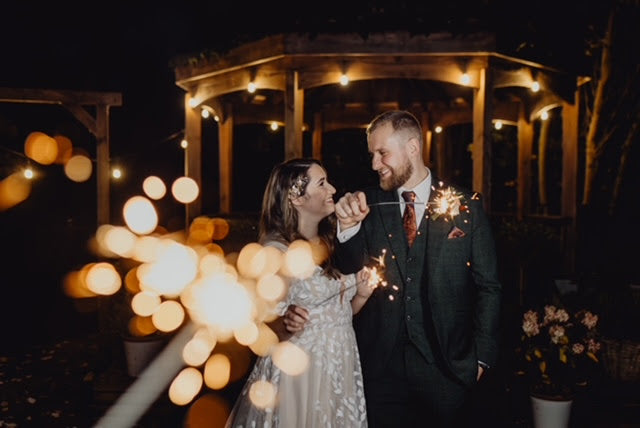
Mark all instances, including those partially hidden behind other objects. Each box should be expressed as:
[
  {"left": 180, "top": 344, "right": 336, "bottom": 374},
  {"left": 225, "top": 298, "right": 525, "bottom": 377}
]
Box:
[{"left": 468, "top": 195, "right": 502, "bottom": 368}]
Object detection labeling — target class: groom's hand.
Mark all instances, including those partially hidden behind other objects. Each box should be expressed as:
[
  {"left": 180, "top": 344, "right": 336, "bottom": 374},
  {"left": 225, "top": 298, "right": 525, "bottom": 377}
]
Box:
[{"left": 336, "top": 191, "right": 369, "bottom": 230}]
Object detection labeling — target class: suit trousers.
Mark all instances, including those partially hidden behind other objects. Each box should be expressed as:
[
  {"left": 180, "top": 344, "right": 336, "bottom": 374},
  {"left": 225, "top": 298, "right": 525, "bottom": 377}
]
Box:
[{"left": 364, "top": 337, "right": 471, "bottom": 428}]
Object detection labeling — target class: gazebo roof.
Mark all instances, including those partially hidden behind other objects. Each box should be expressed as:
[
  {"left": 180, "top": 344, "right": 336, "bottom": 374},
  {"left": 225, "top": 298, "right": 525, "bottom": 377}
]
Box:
[{"left": 173, "top": 31, "right": 579, "bottom": 130}]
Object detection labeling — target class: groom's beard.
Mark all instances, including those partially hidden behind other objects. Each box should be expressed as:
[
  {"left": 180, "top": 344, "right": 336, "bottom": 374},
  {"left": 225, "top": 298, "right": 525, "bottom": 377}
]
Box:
[{"left": 379, "top": 161, "right": 413, "bottom": 191}]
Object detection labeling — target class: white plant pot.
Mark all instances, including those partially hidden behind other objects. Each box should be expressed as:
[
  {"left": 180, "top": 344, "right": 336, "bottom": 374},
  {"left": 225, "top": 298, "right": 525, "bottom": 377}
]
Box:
[
  {"left": 530, "top": 394, "right": 573, "bottom": 428},
  {"left": 123, "top": 336, "right": 166, "bottom": 377}
]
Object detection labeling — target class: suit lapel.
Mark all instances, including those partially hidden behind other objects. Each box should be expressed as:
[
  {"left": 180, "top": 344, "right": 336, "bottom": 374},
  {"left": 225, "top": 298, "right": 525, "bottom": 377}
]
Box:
[
  {"left": 426, "top": 180, "right": 452, "bottom": 277},
  {"left": 374, "top": 190, "right": 408, "bottom": 278}
]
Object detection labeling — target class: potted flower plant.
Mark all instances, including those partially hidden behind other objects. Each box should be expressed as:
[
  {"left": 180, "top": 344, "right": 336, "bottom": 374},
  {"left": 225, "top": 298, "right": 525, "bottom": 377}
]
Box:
[
  {"left": 519, "top": 304, "right": 602, "bottom": 399},
  {"left": 517, "top": 304, "right": 602, "bottom": 427}
]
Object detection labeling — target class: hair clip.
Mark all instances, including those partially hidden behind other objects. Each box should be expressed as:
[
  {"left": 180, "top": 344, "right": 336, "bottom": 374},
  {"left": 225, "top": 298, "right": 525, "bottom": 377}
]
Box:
[{"left": 288, "top": 175, "right": 308, "bottom": 198}]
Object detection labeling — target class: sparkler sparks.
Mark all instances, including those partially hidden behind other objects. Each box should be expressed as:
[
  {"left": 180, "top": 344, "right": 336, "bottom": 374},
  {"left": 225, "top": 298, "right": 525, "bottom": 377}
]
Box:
[
  {"left": 310, "top": 249, "right": 388, "bottom": 308},
  {"left": 427, "top": 182, "right": 468, "bottom": 223}
]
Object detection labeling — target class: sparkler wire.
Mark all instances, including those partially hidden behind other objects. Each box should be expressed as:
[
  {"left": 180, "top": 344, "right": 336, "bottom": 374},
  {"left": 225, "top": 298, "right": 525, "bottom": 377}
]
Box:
[{"left": 94, "top": 322, "right": 198, "bottom": 428}]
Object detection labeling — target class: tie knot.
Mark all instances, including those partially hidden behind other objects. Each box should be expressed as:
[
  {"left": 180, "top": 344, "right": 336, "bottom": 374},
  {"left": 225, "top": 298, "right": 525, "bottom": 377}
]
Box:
[{"left": 402, "top": 191, "right": 416, "bottom": 203}]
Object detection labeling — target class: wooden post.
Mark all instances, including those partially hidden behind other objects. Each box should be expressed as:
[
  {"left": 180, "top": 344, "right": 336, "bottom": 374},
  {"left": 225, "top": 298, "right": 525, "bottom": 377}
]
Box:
[
  {"left": 517, "top": 104, "right": 534, "bottom": 220},
  {"left": 218, "top": 105, "right": 233, "bottom": 214},
  {"left": 184, "top": 94, "right": 202, "bottom": 226},
  {"left": 472, "top": 66, "right": 494, "bottom": 211},
  {"left": 285, "top": 70, "right": 303, "bottom": 160}
]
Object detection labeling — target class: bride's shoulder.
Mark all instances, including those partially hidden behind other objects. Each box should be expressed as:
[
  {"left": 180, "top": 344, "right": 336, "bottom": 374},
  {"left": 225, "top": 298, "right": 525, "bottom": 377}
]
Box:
[{"left": 261, "top": 239, "right": 288, "bottom": 253}]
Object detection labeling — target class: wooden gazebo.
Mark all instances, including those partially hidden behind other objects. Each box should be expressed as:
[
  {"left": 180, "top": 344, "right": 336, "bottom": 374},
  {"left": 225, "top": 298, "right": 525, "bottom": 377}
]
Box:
[{"left": 173, "top": 31, "right": 581, "bottom": 226}]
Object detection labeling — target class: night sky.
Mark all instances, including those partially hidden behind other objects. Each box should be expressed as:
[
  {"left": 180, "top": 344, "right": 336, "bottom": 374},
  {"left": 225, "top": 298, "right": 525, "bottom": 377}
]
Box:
[{"left": 1, "top": 1, "right": 633, "bottom": 348}]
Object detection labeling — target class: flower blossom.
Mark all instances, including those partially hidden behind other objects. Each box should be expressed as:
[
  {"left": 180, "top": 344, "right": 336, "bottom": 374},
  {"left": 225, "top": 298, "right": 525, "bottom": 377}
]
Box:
[
  {"left": 549, "top": 324, "right": 566, "bottom": 344},
  {"left": 571, "top": 343, "right": 585, "bottom": 354},
  {"left": 544, "top": 305, "right": 569, "bottom": 324},
  {"left": 587, "top": 338, "right": 601, "bottom": 353},
  {"left": 581, "top": 311, "right": 598, "bottom": 330},
  {"left": 522, "top": 310, "right": 540, "bottom": 337}
]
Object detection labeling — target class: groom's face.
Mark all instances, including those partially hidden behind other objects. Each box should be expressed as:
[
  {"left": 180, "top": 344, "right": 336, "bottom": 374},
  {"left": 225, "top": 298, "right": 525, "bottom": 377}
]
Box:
[{"left": 368, "top": 122, "right": 412, "bottom": 191}]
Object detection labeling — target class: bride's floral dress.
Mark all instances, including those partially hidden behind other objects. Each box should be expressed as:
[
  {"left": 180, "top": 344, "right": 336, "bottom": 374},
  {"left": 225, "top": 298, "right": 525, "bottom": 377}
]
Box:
[{"left": 225, "top": 242, "right": 367, "bottom": 428}]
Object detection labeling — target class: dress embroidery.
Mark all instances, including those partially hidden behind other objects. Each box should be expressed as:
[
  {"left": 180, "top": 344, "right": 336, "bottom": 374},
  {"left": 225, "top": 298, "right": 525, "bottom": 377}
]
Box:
[{"left": 225, "top": 242, "right": 367, "bottom": 428}]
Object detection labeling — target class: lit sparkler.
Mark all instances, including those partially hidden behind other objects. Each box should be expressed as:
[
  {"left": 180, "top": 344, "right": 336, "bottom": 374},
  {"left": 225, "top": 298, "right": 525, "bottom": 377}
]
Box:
[
  {"left": 427, "top": 182, "right": 469, "bottom": 223},
  {"left": 311, "top": 249, "right": 387, "bottom": 308},
  {"left": 367, "top": 183, "right": 470, "bottom": 224}
]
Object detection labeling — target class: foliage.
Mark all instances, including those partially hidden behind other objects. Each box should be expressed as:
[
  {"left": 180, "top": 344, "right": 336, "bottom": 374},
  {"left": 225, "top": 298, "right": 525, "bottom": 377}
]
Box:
[{"left": 518, "top": 304, "right": 602, "bottom": 399}]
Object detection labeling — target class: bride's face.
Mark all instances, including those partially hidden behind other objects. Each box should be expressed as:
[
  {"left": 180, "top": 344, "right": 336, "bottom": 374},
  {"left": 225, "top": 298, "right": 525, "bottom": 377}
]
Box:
[{"left": 296, "top": 164, "right": 336, "bottom": 221}]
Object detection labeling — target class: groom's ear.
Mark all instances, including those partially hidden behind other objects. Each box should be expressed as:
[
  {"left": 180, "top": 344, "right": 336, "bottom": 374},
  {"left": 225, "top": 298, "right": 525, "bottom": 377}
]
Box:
[{"left": 407, "top": 137, "right": 420, "bottom": 156}]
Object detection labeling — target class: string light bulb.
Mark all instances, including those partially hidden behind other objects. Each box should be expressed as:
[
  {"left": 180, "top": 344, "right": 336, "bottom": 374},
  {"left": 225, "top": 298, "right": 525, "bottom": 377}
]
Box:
[
  {"left": 540, "top": 111, "right": 549, "bottom": 121},
  {"left": 23, "top": 167, "right": 34, "bottom": 179},
  {"left": 531, "top": 81, "right": 540, "bottom": 92},
  {"left": 247, "top": 82, "right": 257, "bottom": 93},
  {"left": 460, "top": 73, "right": 471, "bottom": 85},
  {"left": 434, "top": 125, "right": 443, "bottom": 134},
  {"left": 339, "top": 73, "right": 349, "bottom": 86}
]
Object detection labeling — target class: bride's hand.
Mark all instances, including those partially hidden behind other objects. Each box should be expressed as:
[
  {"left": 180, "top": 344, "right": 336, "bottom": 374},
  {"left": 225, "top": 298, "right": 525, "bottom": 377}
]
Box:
[
  {"left": 283, "top": 304, "right": 309, "bottom": 333},
  {"left": 355, "top": 267, "right": 375, "bottom": 298}
]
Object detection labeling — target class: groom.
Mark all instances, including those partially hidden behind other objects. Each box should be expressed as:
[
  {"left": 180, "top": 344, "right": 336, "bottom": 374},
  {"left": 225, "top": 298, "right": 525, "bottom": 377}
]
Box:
[{"left": 335, "top": 110, "right": 502, "bottom": 427}]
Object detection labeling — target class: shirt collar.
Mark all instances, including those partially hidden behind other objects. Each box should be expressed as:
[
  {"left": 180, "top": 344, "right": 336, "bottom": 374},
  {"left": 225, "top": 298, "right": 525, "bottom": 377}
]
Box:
[{"left": 397, "top": 167, "right": 432, "bottom": 202}]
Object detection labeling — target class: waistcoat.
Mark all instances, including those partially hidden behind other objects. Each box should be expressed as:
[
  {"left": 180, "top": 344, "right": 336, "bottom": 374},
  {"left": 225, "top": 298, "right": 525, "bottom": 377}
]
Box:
[{"left": 398, "top": 218, "right": 436, "bottom": 362}]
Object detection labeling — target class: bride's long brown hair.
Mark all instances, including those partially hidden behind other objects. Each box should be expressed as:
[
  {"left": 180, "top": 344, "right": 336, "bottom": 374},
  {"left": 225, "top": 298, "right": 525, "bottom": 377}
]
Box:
[{"left": 258, "top": 158, "right": 339, "bottom": 279}]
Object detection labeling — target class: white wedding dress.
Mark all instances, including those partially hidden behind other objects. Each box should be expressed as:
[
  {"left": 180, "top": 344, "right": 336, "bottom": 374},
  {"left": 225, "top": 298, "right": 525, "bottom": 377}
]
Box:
[{"left": 225, "top": 242, "right": 367, "bottom": 428}]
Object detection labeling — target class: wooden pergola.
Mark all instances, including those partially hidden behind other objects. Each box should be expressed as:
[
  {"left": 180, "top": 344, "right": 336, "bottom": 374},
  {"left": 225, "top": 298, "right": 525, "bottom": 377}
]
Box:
[
  {"left": 173, "top": 32, "right": 581, "bottom": 227},
  {"left": 0, "top": 88, "right": 122, "bottom": 226}
]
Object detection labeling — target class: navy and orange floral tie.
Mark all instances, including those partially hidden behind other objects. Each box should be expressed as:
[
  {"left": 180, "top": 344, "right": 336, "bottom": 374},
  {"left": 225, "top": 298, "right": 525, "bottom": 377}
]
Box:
[{"left": 402, "top": 191, "right": 417, "bottom": 247}]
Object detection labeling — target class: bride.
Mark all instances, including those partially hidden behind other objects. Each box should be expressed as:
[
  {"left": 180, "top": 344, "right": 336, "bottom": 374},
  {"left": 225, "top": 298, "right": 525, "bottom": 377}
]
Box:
[{"left": 225, "top": 158, "right": 373, "bottom": 427}]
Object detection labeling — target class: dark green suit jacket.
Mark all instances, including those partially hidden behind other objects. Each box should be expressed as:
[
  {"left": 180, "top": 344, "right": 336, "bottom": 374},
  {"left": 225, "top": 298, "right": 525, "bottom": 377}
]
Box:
[{"left": 336, "top": 180, "right": 502, "bottom": 387}]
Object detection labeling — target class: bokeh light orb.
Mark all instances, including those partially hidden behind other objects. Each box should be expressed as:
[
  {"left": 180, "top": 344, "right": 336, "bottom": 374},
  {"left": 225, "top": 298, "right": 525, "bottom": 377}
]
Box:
[
  {"left": 131, "top": 290, "right": 161, "bottom": 317},
  {"left": 142, "top": 175, "right": 167, "bottom": 200},
  {"left": 85, "top": 262, "right": 122, "bottom": 295},
  {"left": 123, "top": 195, "right": 158, "bottom": 235},
  {"left": 0, "top": 172, "right": 32, "bottom": 211},
  {"left": 272, "top": 341, "right": 309, "bottom": 376},
  {"left": 171, "top": 176, "right": 199, "bottom": 203},
  {"left": 184, "top": 393, "right": 231, "bottom": 428},
  {"left": 249, "top": 380, "right": 277, "bottom": 409},
  {"left": 24, "top": 131, "right": 58, "bottom": 165},
  {"left": 64, "top": 154, "right": 93, "bottom": 182},
  {"left": 152, "top": 300, "right": 185, "bottom": 332},
  {"left": 204, "top": 353, "right": 231, "bottom": 390},
  {"left": 53, "top": 134, "right": 73, "bottom": 164},
  {"left": 211, "top": 217, "right": 230, "bottom": 240},
  {"left": 234, "top": 321, "right": 259, "bottom": 346},
  {"left": 169, "top": 367, "right": 203, "bottom": 406}
]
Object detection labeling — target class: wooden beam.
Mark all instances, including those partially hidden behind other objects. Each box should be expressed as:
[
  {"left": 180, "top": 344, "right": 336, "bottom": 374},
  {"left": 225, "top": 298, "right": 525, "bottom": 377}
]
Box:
[
  {"left": 0, "top": 87, "right": 122, "bottom": 106},
  {"left": 62, "top": 103, "right": 98, "bottom": 135}
]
